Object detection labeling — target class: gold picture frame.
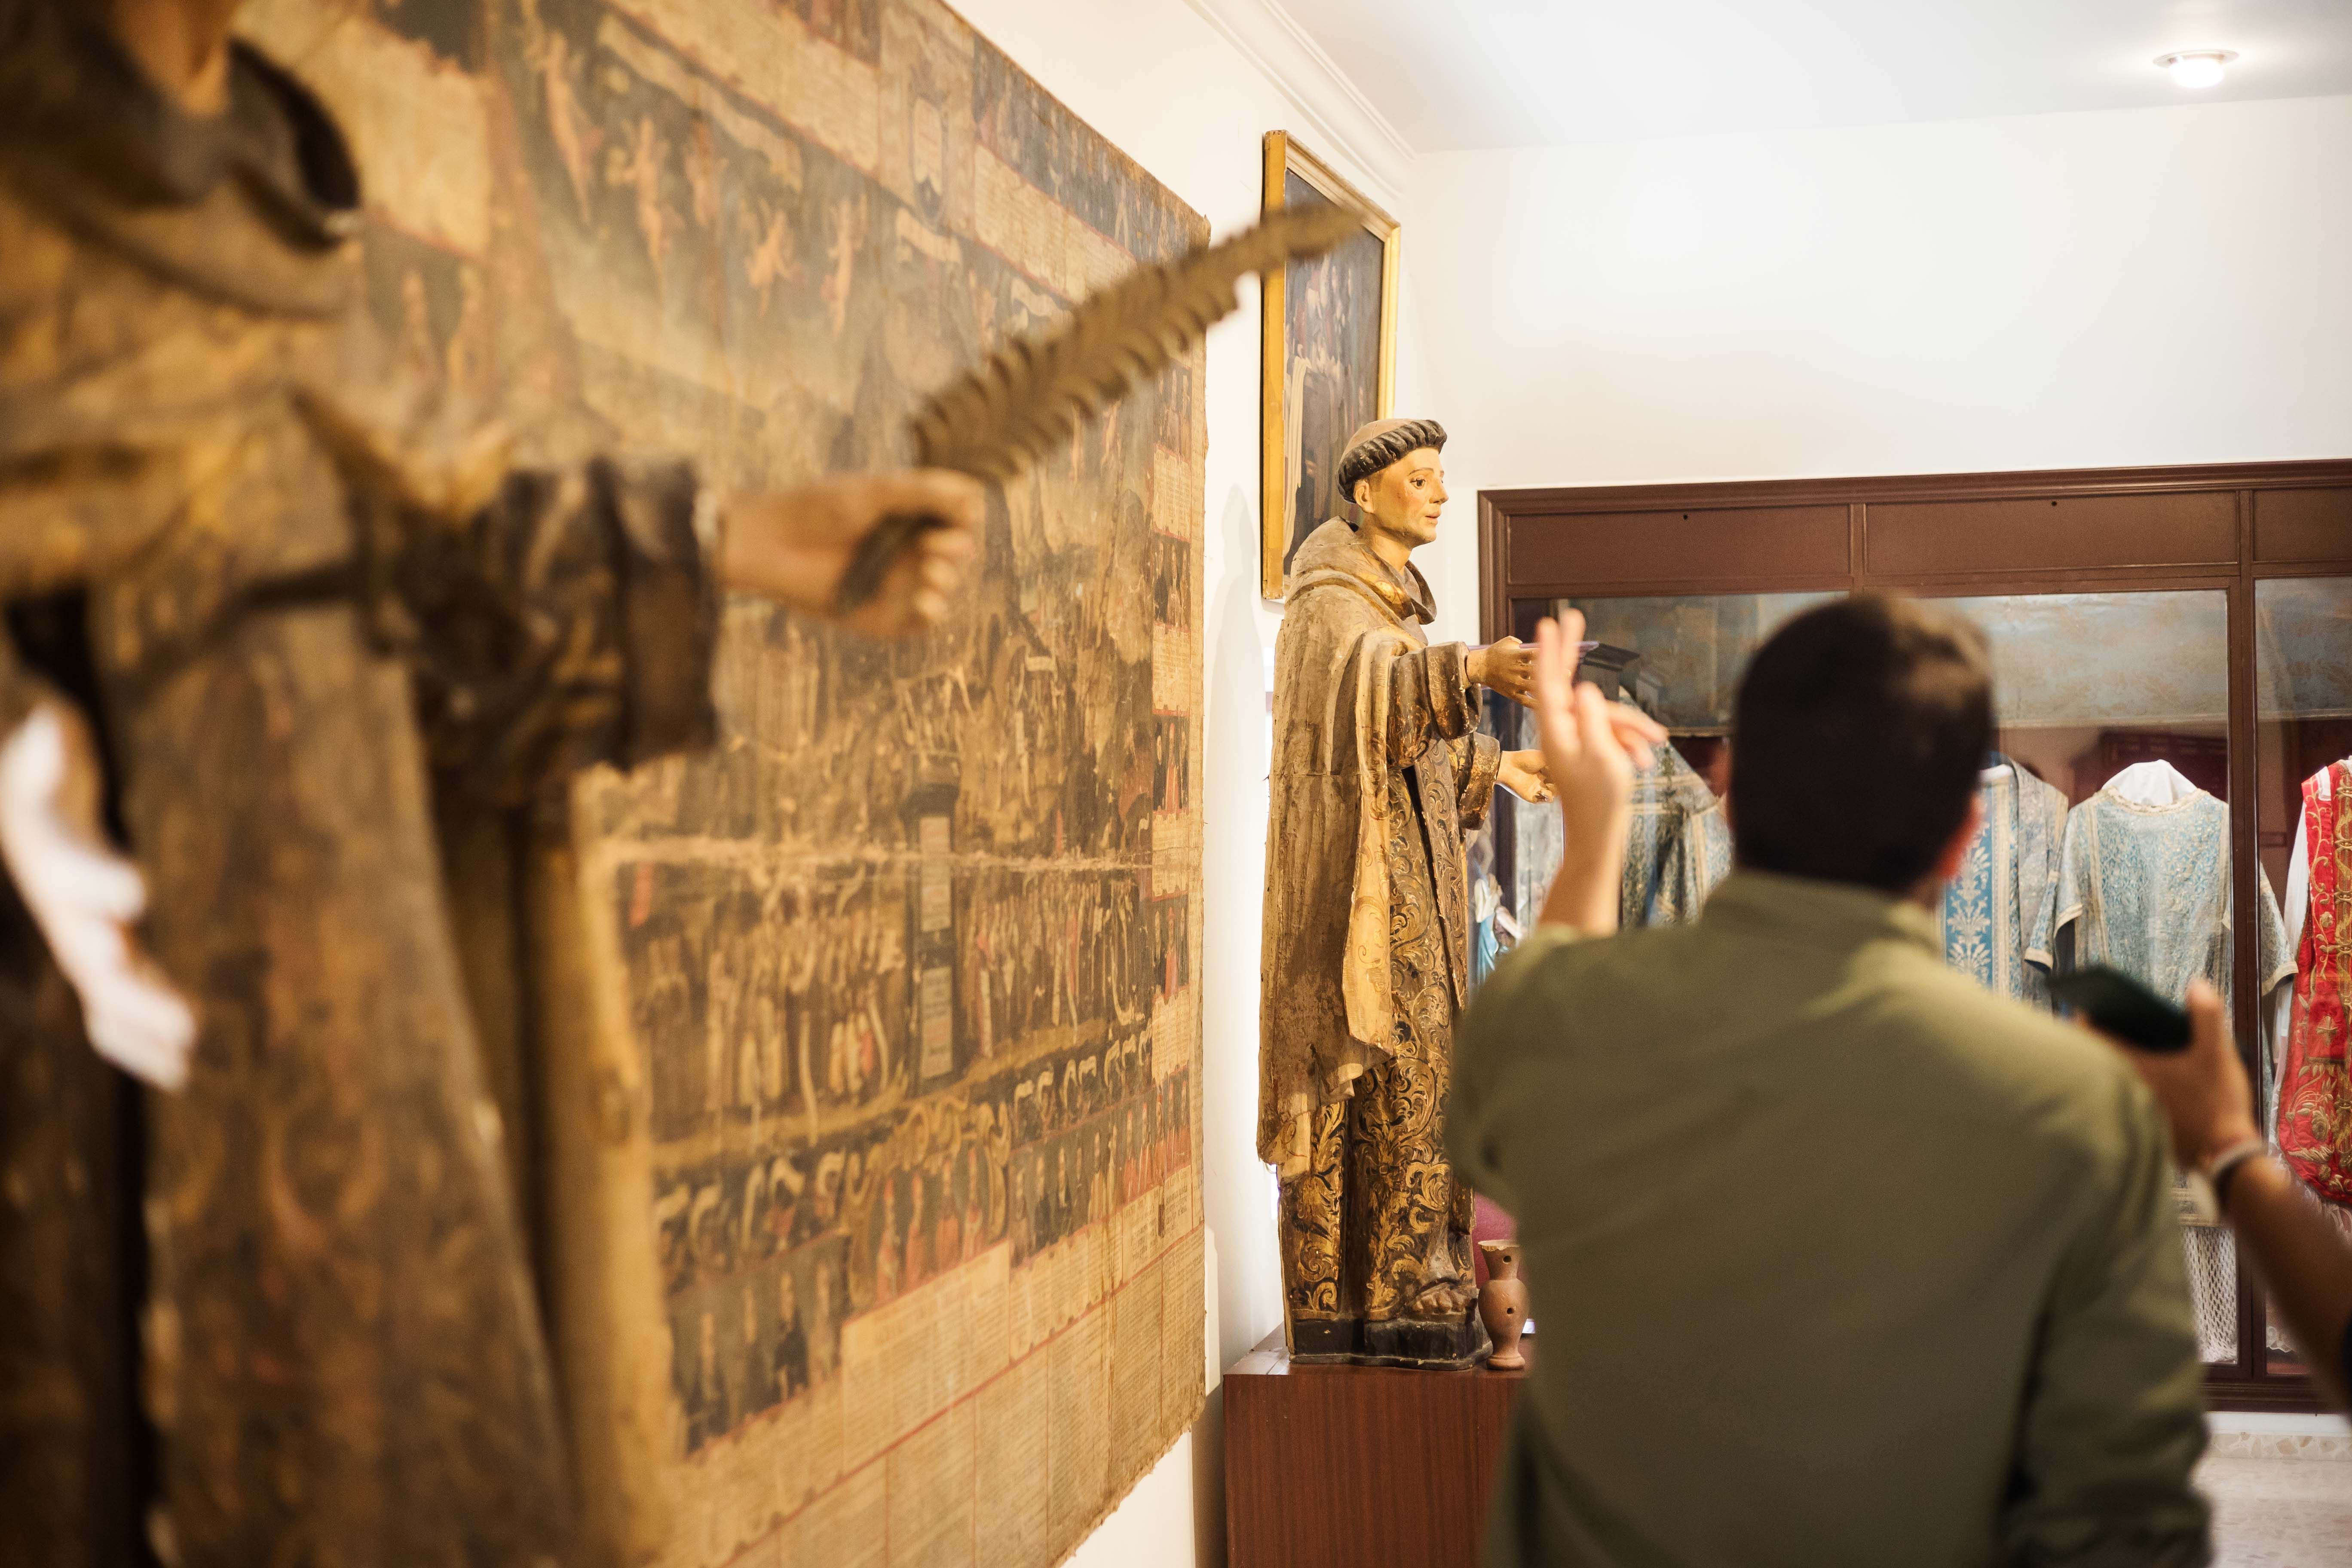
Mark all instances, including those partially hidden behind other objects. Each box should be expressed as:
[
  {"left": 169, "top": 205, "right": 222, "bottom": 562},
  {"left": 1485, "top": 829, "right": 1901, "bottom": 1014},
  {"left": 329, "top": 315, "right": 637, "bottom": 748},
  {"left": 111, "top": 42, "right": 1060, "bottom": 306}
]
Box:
[{"left": 1260, "top": 131, "right": 1400, "bottom": 600}]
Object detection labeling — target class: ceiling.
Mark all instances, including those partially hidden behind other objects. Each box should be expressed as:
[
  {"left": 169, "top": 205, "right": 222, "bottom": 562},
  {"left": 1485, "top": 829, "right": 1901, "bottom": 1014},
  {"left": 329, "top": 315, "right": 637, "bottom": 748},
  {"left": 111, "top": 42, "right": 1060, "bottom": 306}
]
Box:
[{"left": 1272, "top": 0, "right": 2352, "bottom": 151}]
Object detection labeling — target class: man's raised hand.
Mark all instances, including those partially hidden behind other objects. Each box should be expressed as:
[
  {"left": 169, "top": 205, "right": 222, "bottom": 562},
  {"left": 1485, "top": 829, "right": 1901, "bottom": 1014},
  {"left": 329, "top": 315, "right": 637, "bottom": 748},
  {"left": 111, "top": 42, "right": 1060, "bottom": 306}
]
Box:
[
  {"left": 1530, "top": 611, "right": 1666, "bottom": 934},
  {"left": 2097, "top": 980, "right": 2259, "bottom": 1173}
]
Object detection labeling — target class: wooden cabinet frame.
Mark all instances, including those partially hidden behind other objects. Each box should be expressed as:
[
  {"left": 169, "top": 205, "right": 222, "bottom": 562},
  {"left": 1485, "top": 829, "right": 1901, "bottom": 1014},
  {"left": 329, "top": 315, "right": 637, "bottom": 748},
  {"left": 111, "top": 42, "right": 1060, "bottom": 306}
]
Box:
[{"left": 1479, "top": 459, "right": 2352, "bottom": 1411}]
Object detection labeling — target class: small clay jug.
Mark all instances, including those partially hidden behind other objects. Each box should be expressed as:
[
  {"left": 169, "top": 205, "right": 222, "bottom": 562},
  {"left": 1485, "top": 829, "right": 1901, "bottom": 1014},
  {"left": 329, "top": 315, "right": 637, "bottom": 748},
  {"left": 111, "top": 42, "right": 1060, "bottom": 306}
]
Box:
[{"left": 1478, "top": 1241, "right": 1528, "bottom": 1370}]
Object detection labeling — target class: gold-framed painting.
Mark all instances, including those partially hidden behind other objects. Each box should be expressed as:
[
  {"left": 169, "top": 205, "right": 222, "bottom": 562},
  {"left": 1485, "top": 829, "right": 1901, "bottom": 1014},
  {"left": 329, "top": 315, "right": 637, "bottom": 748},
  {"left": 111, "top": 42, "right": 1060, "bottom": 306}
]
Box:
[{"left": 1259, "top": 131, "right": 1400, "bottom": 600}]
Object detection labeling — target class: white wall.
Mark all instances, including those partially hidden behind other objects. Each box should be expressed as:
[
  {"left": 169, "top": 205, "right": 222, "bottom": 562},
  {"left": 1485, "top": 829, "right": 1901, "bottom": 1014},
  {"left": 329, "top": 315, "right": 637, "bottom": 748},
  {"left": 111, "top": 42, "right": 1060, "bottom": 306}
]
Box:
[
  {"left": 942, "top": 2, "right": 1418, "bottom": 1561},
  {"left": 1405, "top": 93, "right": 2352, "bottom": 642}
]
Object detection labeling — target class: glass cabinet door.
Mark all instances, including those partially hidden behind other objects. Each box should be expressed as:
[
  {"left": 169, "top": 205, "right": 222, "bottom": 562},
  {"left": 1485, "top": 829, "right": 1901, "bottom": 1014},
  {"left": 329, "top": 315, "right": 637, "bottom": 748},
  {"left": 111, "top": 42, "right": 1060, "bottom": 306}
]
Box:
[
  {"left": 1933, "top": 591, "right": 2245, "bottom": 1363},
  {"left": 1491, "top": 592, "right": 1831, "bottom": 935},
  {"left": 2256, "top": 578, "right": 2352, "bottom": 1376},
  {"left": 1490, "top": 586, "right": 2257, "bottom": 1363}
]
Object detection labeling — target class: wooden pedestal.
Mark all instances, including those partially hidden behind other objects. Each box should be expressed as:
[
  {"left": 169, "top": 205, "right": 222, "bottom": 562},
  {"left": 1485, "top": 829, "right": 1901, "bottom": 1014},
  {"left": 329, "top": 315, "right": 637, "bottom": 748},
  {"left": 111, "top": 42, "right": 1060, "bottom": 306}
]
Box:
[{"left": 1223, "top": 1329, "right": 1527, "bottom": 1568}]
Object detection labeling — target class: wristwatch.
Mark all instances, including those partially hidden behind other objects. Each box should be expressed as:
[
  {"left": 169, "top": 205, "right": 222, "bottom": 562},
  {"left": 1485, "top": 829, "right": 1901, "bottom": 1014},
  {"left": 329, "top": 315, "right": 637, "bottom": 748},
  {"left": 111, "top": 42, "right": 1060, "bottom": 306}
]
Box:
[{"left": 2203, "top": 1137, "right": 2269, "bottom": 1210}]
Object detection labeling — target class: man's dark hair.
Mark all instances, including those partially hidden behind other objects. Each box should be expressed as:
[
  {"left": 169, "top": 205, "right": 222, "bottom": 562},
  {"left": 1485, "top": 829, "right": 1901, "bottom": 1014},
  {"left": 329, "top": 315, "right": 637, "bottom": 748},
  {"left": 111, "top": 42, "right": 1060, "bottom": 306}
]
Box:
[
  {"left": 1730, "top": 594, "right": 1994, "bottom": 893},
  {"left": 1338, "top": 418, "right": 1447, "bottom": 501}
]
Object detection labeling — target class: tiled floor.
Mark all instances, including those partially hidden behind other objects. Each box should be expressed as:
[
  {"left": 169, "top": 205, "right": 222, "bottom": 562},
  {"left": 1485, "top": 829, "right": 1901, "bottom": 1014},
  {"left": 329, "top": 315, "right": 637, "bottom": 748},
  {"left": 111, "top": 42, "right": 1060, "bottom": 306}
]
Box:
[{"left": 2200, "top": 1456, "right": 2352, "bottom": 1567}]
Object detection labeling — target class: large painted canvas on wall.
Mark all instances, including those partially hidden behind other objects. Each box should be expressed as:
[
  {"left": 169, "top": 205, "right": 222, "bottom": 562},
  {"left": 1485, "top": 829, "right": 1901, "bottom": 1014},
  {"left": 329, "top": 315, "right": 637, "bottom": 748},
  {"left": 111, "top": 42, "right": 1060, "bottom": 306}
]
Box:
[{"left": 240, "top": 2, "right": 1209, "bottom": 1564}]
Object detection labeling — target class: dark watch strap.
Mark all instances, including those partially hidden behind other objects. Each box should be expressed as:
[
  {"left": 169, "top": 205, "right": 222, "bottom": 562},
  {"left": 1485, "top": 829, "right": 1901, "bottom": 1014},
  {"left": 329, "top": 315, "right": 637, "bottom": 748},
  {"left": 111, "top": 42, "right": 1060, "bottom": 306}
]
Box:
[{"left": 2209, "top": 1147, "right": 2266, "bottom": 1210}]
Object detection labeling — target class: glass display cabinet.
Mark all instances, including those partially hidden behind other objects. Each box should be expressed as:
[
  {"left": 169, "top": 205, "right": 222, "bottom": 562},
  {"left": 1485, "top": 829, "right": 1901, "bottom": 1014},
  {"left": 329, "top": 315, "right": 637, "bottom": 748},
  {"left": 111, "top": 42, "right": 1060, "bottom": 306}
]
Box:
[
  {"left": 2254, "top": 576, "right": 2352, "bottom": 1380},
  {"left": 1479, "top": 462, "right": 2352, "bottom": 1409}
]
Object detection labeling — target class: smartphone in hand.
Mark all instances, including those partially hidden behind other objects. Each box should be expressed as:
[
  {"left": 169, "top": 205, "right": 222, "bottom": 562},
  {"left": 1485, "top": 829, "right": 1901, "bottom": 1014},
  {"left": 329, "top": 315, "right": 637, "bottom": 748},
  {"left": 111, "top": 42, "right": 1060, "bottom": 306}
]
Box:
[{"left": 2048, "top": 966, "right": 2193, "bottom": 1052}]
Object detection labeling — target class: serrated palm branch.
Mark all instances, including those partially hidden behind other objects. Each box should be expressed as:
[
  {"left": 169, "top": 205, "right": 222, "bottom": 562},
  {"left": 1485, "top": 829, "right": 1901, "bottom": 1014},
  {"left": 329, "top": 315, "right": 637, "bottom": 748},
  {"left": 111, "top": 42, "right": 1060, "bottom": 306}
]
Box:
[
  {"left": 909, "top": 200, "right": 1362, "bottom": 480},
  {"left": 836, "top": 200, "right": 1364, "bottom": 608}
]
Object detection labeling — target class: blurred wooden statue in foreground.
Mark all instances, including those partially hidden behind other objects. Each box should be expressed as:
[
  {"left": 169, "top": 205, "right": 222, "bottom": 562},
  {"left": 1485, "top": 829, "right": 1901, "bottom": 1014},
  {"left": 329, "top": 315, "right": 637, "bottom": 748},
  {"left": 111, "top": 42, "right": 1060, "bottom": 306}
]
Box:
[
  {"left": 1259, "top": 418, "right": 1554, "bottom": 1367},
  {"left": 0, "top": 3, "right": 988, "bottom": 1565}
]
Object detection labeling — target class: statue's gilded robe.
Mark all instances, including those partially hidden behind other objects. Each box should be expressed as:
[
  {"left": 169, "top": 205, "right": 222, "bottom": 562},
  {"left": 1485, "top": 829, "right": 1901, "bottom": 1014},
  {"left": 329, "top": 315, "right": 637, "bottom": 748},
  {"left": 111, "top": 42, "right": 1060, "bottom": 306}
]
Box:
[
  {"left": 1259, "top": 518, "right": 1499, "bottom": 1365},
  {"left": 0, "top": 9, "right": 714, "bottom": 1564}
]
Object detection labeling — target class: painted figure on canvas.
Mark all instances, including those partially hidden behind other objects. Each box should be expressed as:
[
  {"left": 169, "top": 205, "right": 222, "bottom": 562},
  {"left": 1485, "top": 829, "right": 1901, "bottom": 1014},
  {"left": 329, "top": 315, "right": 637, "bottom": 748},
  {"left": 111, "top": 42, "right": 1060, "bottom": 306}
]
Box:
[
  {"left": 1260, "top": 135, "right": 1397, "bottom": 599},
  {"left": 1278, "top": 181, "right": 1386, "bottom": 573},
  {"left": 1259, "top": 417, "right": 1554, "bottom": 1366}
]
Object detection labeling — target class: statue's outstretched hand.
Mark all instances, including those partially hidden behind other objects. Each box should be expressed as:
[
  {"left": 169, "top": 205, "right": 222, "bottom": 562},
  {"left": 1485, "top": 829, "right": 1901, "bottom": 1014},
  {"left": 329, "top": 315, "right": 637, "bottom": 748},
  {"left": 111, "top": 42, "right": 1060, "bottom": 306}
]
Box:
[
  {"left": 1497, "top": 749, "right": 1552, "bottom": 802},
  {"left": 1468, "top": 637, "right": 1534, "bottom": 706},
  {"left": 719, "top": 472, "right": 984, "bottom": 639},
  {"left": 0, "top": 704, "right": 196, "bottom": 1089}
]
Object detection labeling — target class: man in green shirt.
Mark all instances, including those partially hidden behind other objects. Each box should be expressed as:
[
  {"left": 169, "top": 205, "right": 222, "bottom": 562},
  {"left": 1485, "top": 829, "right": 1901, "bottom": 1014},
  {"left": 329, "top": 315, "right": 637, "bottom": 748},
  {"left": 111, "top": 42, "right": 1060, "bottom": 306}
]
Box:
[{"left": 1452, "top": 596, "right": 2210, "bottom": 1567}]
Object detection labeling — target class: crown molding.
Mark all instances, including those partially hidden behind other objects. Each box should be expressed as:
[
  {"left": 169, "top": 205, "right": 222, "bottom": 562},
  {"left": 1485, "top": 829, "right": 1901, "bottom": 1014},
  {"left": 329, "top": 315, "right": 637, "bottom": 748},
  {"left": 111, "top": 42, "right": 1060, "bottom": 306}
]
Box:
[{"left": 1183, "top": 0, "right": 1415, "bottom": 205}]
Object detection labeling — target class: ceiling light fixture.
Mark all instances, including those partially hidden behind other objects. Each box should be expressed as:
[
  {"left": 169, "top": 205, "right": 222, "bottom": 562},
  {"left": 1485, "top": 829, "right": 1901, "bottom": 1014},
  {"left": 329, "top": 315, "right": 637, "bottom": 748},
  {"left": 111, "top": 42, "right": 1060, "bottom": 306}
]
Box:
[{"left": 2155, "top": 49, "right": 2237, "bottom": 90}]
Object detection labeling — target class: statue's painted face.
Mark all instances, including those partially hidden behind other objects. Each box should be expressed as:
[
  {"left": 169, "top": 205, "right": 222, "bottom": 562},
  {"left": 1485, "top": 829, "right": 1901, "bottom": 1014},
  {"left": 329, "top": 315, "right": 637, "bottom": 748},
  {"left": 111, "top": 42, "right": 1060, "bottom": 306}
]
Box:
[{"left": 1353, "top": 447, "right": 1448, "bottom": 551}]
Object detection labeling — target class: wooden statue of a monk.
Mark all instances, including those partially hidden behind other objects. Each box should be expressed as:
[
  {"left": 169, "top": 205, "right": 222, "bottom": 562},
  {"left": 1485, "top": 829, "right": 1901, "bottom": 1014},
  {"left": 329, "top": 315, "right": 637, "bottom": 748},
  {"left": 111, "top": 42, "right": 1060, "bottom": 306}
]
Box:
[
  {"left": 1259, "top": 418, "right": 1552, "bottom": 1367},
  {"left": 0, "top": 2, "right": 979, "bottom": 1564}
]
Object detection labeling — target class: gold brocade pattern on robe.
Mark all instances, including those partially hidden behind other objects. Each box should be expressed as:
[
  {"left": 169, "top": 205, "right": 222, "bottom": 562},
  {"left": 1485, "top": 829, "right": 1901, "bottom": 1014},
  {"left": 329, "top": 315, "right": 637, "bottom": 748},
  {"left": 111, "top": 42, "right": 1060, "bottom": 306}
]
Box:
[{"left": 1277, "top": 753, "right": 1486, "bottom": 1324}]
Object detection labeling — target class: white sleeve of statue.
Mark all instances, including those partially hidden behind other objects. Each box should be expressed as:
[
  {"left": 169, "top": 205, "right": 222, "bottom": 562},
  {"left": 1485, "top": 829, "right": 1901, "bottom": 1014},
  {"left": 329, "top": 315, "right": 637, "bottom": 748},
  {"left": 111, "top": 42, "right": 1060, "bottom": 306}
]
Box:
[{"left": 0, "top": 707, "right": 196, "bottom": 1090}]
